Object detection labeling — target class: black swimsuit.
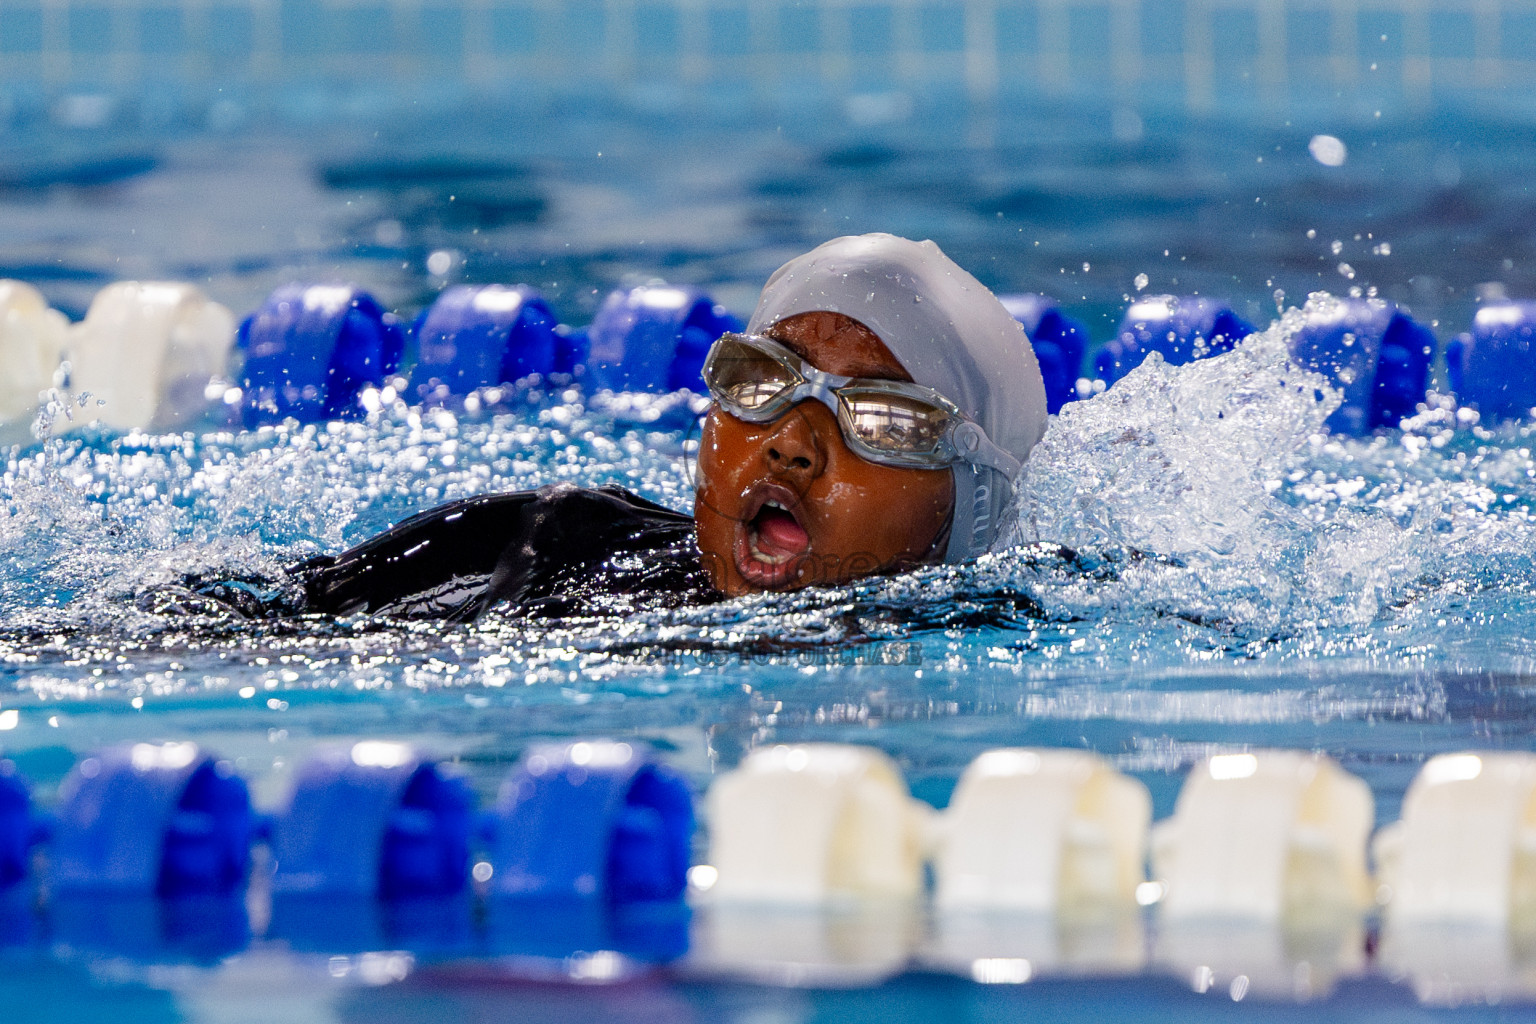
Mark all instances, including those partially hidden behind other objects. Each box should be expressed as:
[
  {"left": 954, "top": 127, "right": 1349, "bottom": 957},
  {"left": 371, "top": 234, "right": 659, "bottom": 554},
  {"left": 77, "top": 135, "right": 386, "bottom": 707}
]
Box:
[
  {"left": 162, "top": 485, "right": 717, "bottom": 621},
  {"left": 151, "top": 486, "right": 1091, "bottom": 629}
]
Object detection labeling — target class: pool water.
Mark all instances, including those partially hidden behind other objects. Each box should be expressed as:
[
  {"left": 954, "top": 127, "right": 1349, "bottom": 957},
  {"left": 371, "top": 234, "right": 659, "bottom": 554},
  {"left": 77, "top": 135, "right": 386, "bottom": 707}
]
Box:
[{"left": 6, "top": 98, "right": 1536, "bottom": 1019}]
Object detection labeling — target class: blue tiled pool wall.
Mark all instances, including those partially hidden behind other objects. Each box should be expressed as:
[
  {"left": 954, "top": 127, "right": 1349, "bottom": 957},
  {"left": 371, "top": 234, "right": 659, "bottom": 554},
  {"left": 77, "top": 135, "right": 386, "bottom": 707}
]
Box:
[{"left": 1, "top": 0, "right": 1535, "bottom": 123}]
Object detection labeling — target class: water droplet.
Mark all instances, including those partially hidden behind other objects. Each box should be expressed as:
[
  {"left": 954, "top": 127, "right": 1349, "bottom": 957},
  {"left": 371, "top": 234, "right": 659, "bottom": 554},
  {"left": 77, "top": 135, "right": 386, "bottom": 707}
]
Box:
[
  {"left": 1309, "top": 134, "right": 1347, "bottom": 166},
  {"left": 1134, "top": 273, "right": 1149, "bottom": 291}
]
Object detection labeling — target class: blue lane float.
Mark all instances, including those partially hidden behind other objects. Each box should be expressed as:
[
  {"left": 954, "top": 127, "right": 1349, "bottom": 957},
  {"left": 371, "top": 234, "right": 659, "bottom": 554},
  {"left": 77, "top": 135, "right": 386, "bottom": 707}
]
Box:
[
  {"left": 50, "top": 742, "right": 251, "bottom": 896},
  {"left": 481, "top": 895, "right": 692, "bottom": 965},
  {"left": 1447, "top": 301, "right": 1536, "bottom": 422},
  {"left": 17, "top": 266, "right": 1536, "bottom": 439},
  {"left": 489, "top": 739, "right": 693, "bottom": 904},
  {"left": 0, "top": 887, "right": 29, "bottom": 948},
  {"left": 21, "top": 733, "right": 1536, "bottom": 985},
  {"left": 0, "top": 762, "right": 33, "bottom": 948},
  {"left": 270, "top": 741, "right": 473, "bottom": 899},
  {"left": 408, "top": 284, "right": 567, "bottom": 405},
  {"left": 582, "top": 285, "right": 744, "bottom": 392},
  {"left": 1287, "top": 298, "right": 1438, "bottom": 434},
  {"left": 49, "top": 893, "right": 250, "bottom": 963},
  {"left": 998, "top": 293, "right": 1090, "bottom": 414},
  {"left": 238, "top": 283, "right": 405, "bottom": 426},
  {"left": 0, "top": 760, "right": 30, "bottom": 891},
  {"left": 1094, "top": 295, "right": 1254, "bottom": 387}
]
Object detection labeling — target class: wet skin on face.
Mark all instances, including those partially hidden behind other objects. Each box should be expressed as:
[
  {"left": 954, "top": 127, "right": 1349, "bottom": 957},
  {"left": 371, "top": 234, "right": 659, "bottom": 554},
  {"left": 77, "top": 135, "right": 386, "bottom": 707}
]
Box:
[{"left": 694, "top": 311, "right": 957, "bottom": 596}]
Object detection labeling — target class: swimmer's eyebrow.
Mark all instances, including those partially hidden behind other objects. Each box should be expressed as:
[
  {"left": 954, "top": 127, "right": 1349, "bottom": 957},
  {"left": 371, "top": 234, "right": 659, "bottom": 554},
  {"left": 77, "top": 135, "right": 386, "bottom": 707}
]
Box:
[{"left": 762, "top": 329, "right": 913, "bottom": 382}]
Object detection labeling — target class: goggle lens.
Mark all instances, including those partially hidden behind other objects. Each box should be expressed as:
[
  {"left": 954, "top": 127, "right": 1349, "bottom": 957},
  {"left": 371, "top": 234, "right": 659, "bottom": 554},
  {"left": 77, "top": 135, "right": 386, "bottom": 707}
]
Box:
[
  {"left": 840, "top": 390, "right": 954, "bottom": 459},
  {"left": 703, "top": 338, "right": 800, "bottom": 412},
  {"left": 703, "top": 333, "right": 970, "bottom": 469}
]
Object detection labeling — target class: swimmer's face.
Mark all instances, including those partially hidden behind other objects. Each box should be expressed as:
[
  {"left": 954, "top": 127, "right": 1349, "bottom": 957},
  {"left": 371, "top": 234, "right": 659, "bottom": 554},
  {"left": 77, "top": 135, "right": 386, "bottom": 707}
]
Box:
[{"left": 694, "top": 311, "right": 956, "bottom": 596}]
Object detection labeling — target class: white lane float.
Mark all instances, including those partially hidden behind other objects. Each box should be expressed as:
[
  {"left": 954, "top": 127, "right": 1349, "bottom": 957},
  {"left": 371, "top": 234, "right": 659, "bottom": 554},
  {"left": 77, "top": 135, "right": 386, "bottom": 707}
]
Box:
[
  {"left": 922, "top": 749, "right": 1150, "bottom": 980},
  {"left": 0, "top": 280, "right": 69, "bottom": 425},
  {"left": 702, "top": 743, "right": 931, "bottom": 905},
  {"left": 1148, "top": 750, "right": 1373, "bottom": 999},
  {"left": 922, "top": 909, "right": 1147, "bottom": 983},
  {"left": 1374, "top": 751, "right": 1536, "bottom": 925},
  {"left": 1374, "top": 752, "right": 1536, "bottom": 1003},
  {"left": 690, "top": 903, "right": 919, "bottom": 987},
  {"left": 1151, "top": 750, "right": 1374, "bottom": 921},
  {"left": 933, "top": 748, "right": 1150, "bottom": 913},
  {"left": 67, "top": 281, "right": 236, "bottom": 431},
  {"left": 1154, "top": 917, "right": 1366, "bottom": 1002},
  {"left": 1378, "top": 919, "right": 1536, "bottom": 1006}
]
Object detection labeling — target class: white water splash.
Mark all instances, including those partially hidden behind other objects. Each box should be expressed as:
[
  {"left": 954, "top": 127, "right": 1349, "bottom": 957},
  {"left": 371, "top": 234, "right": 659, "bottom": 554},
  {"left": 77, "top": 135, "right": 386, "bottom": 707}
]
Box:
[
  {"left": 1007, "top": 298, "right": 1523, "bottom": 633},
  {"left": 1017, "top": 312, "right": 1336, "bottom": 560},
  {"left": 2, "top": 308, "right": 1536, "bottom": 687}
]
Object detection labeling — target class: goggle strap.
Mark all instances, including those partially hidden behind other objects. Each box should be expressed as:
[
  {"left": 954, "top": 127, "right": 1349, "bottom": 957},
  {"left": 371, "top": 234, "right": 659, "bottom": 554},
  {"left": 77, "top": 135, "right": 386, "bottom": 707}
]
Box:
[
  {"left": 951, "top": 420, "right": 1022, "bottom": 478},
  {"left": 946, "top": 462, "right": 982, "bottom": 561}
]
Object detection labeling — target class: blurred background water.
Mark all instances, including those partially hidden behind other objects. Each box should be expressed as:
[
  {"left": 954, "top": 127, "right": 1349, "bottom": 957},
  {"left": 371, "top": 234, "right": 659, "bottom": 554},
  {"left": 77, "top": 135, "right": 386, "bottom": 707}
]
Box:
[
  {"left": 6, "top": 1, "right": 1536, "bottom": 1020},
  {"left": 4, "top": 0, "right": 1536, "bottom": 334}
]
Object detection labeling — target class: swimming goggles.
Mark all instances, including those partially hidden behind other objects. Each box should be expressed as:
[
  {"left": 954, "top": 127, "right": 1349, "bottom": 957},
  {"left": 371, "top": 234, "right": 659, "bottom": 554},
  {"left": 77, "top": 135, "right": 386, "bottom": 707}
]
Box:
[{"left": 701, "top": 332, "right": 1021, "bottom": 475}]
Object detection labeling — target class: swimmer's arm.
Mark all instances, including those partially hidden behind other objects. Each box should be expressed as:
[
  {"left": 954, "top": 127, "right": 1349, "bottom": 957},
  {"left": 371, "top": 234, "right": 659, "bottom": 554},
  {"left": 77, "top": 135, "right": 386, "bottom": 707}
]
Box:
[
  {"left": 478, "top": 484, "right": 694, "bottom": 614},
  {"left": 298, "top": 484, "right": 693, "bottom": 620},
  {"left": 298, "top": 490, "right": 545, "bottom": 617}
]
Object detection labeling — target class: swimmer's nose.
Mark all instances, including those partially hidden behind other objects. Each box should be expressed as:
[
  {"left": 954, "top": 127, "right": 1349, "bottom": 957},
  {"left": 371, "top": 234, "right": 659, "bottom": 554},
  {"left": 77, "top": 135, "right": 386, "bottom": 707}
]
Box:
[{"left": 762, "top": 407, "right": 826, "bottom": 481}]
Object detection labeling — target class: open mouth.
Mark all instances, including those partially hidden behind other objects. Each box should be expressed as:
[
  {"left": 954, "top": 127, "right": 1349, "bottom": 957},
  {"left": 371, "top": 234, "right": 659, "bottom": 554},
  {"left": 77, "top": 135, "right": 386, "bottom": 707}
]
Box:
[{"left": 735, "top": 491, "right": 812, "bottom": 588}]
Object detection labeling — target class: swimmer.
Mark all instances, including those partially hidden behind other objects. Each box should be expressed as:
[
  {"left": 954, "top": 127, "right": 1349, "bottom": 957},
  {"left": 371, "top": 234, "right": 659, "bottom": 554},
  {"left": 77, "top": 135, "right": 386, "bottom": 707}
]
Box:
[{"left": 155, "top": 234, "right": 1048, "bottom": 621}]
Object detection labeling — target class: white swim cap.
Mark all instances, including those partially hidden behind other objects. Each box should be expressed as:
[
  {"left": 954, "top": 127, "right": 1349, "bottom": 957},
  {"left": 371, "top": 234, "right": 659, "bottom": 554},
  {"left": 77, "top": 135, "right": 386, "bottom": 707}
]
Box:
[{"left": 747, "top": 233, "right": 1048, "bottom": 562}]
